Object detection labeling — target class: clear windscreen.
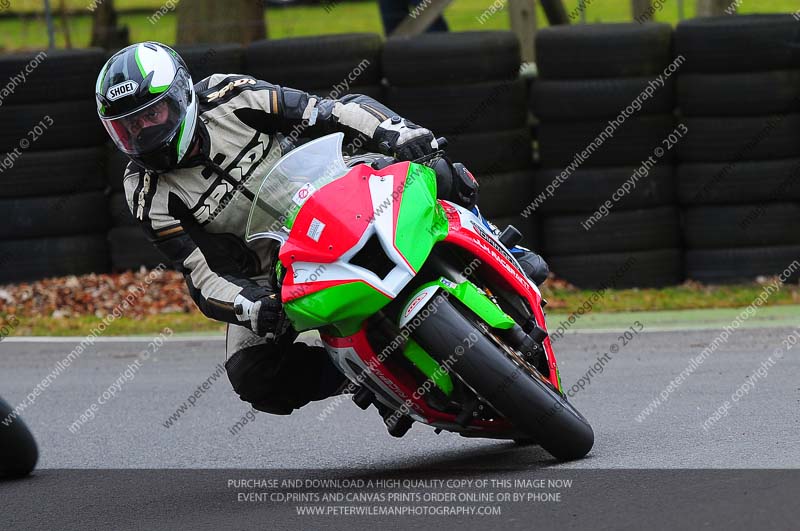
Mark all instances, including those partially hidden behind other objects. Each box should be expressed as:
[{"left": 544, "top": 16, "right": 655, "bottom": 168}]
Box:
[{"left": 245, "top": 133, "right": 350, "bottom": 242}]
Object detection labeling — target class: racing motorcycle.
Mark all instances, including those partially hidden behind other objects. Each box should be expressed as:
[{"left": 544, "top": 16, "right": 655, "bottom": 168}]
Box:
[{"left": 244, "top": 133, "right": 594, "bottom": 461}]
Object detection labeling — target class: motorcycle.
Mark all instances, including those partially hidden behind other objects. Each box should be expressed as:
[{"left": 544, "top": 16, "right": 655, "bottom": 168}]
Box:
[{"left": 244, "top": 133, "right": 594, "bottom": 461}]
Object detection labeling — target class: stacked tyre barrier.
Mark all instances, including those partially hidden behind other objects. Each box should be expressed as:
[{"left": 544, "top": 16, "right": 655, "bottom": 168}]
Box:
[
  {"left": 0, "top": 49, "right": 110, "bottom": 283},
  {"left": 531, "top": 23, "right": 682, "bottom": 288},
  {"left": 245, "top": 34, "right": 384, "bottom": 102},
  {"left": 106, "top": 148, "right": 166, "bottom": 272},
  {"left": 383, "top": 31, "right": 538, "bottom": 247},
  {"left": 2, "top": 20, "right": 800, "bottom": 288},
  {"left": 675, "top": 15, "right": 800, "bottom": 283},
  {"left": 174, "top": 43, "right": 244, "bottom": 82}
]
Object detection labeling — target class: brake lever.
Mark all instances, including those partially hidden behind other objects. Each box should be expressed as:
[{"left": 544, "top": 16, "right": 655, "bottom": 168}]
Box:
[
  {"left": 415, "top": 137, "right": 449, "bottom": 166},
  {"left": 379, "top": 137, "right": 449, "bottom": 166}
]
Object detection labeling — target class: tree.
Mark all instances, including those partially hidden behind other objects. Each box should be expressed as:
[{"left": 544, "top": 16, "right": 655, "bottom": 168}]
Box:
[
  {"left": 176, "top": 0, "right": 266, "bottom": 45},
  {"left": 632, "top": 0, "right": 652, "bottom": 22},
  {"left": 696, "top": 0, "right": 736, "bottom": 17},
  {"left": 90, "top": 0, "right": 129, "bottom": 50}
]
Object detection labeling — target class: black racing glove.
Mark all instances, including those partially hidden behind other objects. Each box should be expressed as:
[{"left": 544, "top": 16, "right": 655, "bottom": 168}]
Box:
[
  {"left": 374, "top": 116, "right": 439, "bottom": 160},
  {"left": 234, "top": 292, "right": 288, "bottom": 339}
]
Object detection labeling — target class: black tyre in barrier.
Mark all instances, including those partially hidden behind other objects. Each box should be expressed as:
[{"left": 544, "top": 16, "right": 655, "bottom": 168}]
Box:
[
  {"left": 488, "top": 213, "right": 539, "bottom": 249},
  {"left": 547, "top": 248, "right": 683, "bottom": 289},
  {"left": 245, "top": 34, "right": 382, "bottom": 90},
  {"left": 386, "top": 80, "right": 527, "bottom": 134},
  {"left": 531, "top": 76, "right": 675, "bottom": 121},
  {"left": 446, "top": 128, "right": 532, "bottom": 174},
  {"left": 306, "top": 85, "right": 384, "bottom": 102},
  {"left": 0, "top": 48, "right": 106, "bottom": 105},
  {"left": 0, "top": 234, "right": 110, "bottom": 283},
  {"left": 677, "top": 158, "right": 800, "bottom": 205},
  {"left": 108, "top": 226, "right": 167, "bottom": 271},
  {"left": 0, "top": 147, "right": 105, "bottom": 198},
  {"left": 538, "top": 115, "right": 675, "bottom": 168},
  {"left": 675, "top": 15, "right": 800, "bottom": 74},
  {"left": 677, "top": 114, "right": 800, "bottom": 163},
  {"left": 686, "top": 245, "right": 800, "bottom": 284},
  {"left": 542, "top": 206, "right": 680, "bottom": 256},
  {"left": 0, "top": 100, "right": 105, "bottom": 153},
  {"left": 476, "top": 170, "right": 535, "bottom": 218},
  {"left": 383, "top": 31, "right": 520, "bottom": 86},
  {"left": 683, "top": 203, "right": 800, "bottom": 250},
  {"left": 677, "top": 70, "right": 800, "bottom": 116},
  {"left": 535, "top": 23, "right": 673, "bottom": 79},
  {"left": 0, "top": 192, "right": 109, "bottom": 240},
  {"left": 532, "top": 165, "right": 675, "bottom": 214},
  {"left": 107, "top": 145, "right": 133, "bottom": 192},
  {"left": 173, "top": 43, "right": 244, "bottom": 82},
  {"left": 109, "top": 192, "right": 135, "bottom": 227}
]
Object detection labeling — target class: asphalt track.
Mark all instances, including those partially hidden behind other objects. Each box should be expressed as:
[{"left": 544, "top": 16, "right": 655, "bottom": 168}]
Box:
[{"left": 2, "top": 324, "right": 799, "bottom": 529}]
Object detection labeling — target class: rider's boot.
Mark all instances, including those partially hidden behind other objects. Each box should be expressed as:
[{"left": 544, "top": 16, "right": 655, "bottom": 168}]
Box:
[{"left": 373, "top": 400, "right": 414, "bottom": 438}]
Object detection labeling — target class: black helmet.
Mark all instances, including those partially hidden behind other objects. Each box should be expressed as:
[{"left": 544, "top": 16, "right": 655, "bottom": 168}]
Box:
[{"left": 96, "top": 42, "right": 198, "bottom": 173}]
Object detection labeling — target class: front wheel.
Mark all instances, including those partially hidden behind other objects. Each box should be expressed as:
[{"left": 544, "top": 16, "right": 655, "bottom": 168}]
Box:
[{"left": 413, "top": 295, "right": 594, "bottom": 461}]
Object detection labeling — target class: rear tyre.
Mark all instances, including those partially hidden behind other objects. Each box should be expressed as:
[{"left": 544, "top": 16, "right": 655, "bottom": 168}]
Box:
[{"left": 413, "top": 295, "right": 594, "bottom": 461}]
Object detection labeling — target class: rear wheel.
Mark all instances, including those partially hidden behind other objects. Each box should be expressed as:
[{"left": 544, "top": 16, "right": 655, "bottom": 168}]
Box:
[{"left": 413, "top": 294, "right": 594, "bottom": 461}]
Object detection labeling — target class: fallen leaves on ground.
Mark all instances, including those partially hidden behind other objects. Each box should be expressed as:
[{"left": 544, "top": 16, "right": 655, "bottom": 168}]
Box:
[{"left": 0, "top": 268, "right": 195, "bottom": 321}]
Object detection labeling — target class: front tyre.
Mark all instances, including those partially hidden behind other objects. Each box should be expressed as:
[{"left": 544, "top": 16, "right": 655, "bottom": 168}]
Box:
[{"left": 413, "top": 295, "right": 594, "bottom": 461}]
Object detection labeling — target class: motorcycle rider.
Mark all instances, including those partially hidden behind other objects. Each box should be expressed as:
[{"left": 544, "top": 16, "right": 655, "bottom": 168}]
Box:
[{"left": 96, "top": 42, "right": 549, "bottom": 418}]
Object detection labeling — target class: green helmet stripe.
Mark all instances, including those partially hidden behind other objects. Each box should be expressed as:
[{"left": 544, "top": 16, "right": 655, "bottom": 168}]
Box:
[
  {"left": 95, "top": 63, "right": 108, "bottom": 95},
  {"left": 176, "top": 117, "right": 187, "bottom": 157},
  {"left": 135, "top": 44, "right": 172, "bottom": 94},
  {"left": 134, "top": 45, "right": 148, "bottom": 79}
]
